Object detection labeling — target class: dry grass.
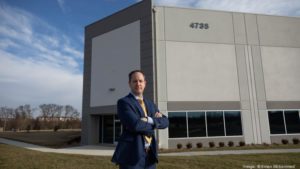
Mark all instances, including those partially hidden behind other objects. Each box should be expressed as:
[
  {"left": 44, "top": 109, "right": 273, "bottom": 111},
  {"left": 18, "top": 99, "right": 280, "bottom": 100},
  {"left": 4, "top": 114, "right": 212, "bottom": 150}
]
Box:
[
  {"left": 0, "top": 144, "right": 117, "bottom": 169},
  {"left": 1, "top": 131, "right": 300, "bottom": 168},
  {"left": 0, "top": 130, "right": 81, "bottom": 148},
  {"left": 0, "top": 144, "right": 300, "bottom": 169}
]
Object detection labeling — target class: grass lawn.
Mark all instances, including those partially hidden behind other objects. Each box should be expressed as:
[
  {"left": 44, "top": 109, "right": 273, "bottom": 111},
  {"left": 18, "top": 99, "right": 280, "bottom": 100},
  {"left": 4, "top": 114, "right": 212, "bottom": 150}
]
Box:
[
  {"left": 0, "top": 130, "right": 81, "bottom": 148},
  {"left": 0, "top": 144, "right": 300, "bottom": 169}
]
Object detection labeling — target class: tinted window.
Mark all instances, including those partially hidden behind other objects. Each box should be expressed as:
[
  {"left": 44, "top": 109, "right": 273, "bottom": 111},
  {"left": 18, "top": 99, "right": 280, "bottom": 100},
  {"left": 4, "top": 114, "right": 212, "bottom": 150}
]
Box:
[
  {"left": 285, "top": 110, "right": 300, "bottom": 134},
  {"left": 268, "top": 111, "right": 285, "bottom": 134},
  {"left": 207, "top": 111, "right": 225, "bottom": 136},
  {"left": 169, "top": 112, "right": 187, "bottom": 138},
  {"left": 225, "top": 111, "right": 243, "bottom": 136},
  {"left": 188, "top": 112, "right": 206, "bottom": 137}
]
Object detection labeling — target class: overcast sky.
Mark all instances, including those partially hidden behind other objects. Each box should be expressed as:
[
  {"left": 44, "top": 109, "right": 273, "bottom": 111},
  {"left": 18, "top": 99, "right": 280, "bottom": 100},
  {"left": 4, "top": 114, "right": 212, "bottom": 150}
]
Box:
[{"left": 0, "top": 0, "right": 299, "bottom": 115}]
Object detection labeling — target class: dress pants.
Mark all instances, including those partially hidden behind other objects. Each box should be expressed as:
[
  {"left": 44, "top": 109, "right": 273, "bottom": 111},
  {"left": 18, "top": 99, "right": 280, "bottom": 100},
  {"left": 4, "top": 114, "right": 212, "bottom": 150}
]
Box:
[{"left": 119, "top": 150, "right": 156, "bottom": 169}]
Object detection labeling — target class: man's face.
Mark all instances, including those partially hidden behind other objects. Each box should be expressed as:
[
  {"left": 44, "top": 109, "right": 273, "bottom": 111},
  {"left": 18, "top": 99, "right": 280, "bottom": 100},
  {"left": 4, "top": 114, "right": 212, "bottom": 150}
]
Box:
[{"left": 129, "top": 72, "right": 146, "bottom": 96}]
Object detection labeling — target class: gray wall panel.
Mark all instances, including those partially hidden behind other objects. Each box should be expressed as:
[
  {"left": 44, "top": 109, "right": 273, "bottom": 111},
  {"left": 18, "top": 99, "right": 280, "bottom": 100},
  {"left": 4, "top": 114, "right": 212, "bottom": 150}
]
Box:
[
  {"left": 167, "top": 101, "right": 240, "bottom": 111},
  {"left": 267, "top": 101, "right": 300, "bottom": 109},
  {"left": 82, "top": 0, "right": 153, "bottom": 145},
  {"left": 90, "top": 105, "right": 117, "bottom": 115}
]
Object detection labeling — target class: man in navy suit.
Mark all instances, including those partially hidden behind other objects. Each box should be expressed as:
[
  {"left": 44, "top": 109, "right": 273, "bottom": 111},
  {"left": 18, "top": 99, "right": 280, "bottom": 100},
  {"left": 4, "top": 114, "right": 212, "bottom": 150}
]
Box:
[{"left": 112, "top": 70, "right": 169, "bottom": 169}]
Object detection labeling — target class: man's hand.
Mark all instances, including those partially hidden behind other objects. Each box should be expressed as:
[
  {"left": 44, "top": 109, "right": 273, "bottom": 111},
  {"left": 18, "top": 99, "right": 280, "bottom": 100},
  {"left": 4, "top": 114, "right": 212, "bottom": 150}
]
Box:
[
  {"left": 155, "top": 112, "right": 163, "bottom": 118},
  {"left": 141, "top": 117, "right": 148, "bottom": 122}
]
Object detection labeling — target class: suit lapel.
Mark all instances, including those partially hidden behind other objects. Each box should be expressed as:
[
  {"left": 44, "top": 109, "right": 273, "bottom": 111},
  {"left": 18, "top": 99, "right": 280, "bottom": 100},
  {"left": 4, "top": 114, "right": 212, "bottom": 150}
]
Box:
[{"left": 127, "top": 93, "right": 145, "bottom": 117}]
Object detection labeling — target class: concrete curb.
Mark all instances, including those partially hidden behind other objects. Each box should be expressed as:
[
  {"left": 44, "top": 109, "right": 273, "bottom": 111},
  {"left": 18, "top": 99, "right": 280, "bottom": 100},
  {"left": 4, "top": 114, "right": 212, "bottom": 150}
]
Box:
[{"left": 159, "top": 148, "right": 300, "bottom": 156}]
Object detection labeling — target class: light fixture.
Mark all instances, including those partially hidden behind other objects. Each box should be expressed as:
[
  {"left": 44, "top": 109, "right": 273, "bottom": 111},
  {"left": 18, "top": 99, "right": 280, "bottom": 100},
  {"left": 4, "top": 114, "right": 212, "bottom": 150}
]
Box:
[{"left": 109, "top": 88, "right": 116, "bottom": 92}]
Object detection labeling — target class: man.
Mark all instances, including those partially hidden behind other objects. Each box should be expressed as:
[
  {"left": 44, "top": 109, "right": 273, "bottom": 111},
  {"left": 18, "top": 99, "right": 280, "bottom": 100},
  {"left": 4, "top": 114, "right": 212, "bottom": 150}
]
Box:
[{"left": 112, "top": 70, "right": 169, "bottom": 169}]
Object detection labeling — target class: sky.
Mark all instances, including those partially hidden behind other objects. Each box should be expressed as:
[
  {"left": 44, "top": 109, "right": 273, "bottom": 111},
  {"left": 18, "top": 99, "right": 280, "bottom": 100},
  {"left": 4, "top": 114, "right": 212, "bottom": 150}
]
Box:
[{"left": 0, "top": 0, "right": 300, "bottom": 116}]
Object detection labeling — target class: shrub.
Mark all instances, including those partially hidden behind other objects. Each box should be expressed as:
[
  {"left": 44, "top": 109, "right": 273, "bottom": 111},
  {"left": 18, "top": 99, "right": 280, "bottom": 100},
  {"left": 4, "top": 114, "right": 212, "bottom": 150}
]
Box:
[
  {"left": 196, "top": 142, "right": 203, "bottom": 148},
  {"left": 67, "top": 136, "right": 81, "bottom": 145},
  {"left": 26, "top": 125, "right": 31, "bottom": 133},
  {"left": 263, "top": 142, "right": 269, "bottom": 146},
  {"left": 228, "top": 141, "right": 234, "bottom": 147},
  {"left": 177, "top": 143, "right": 182, "bottom": 149},
  {"left": 209, "top": 142, "right": 215, "bottom": 148},
  {"left": 219, "top": 142, "right": 225, "bottom": 147},
  {"left": 54, "top": 125, "right": 60, "bottom": 132},
  {"left": 186, "top": 142, "right": 193, "bottom": 149},
  {"left": 239, "top": 141, "right": 245, "bottom": 147},
  {"left": 159, "top": 148, "right": 165, "bottom": 152},
  {"left": 282, "top": 139, "right": 289, "bottom": 145},
  {"left": 292, "top": 138, "right": 299, "bottom": 145}
]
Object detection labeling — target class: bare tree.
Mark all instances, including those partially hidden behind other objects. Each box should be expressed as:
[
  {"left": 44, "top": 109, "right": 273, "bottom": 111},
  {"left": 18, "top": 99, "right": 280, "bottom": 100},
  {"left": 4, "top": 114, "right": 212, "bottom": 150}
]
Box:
[
  {"left": 64, "top": 105, "right": 80, "bottom": 119},
  {"left": 39, "top": 104, "right": 65, "bottom": 129},
  {"left": 1, "top": 104, "right": 80, "bottom": 131},
  {"left": 39, "top": 104, "right": 52, "bottom": 120},
  {"left": 0, "top": 107, "right": 14, "bottom": 131},
  {"left": 11, "top": 105, "right": 33, "bottom": 130}
]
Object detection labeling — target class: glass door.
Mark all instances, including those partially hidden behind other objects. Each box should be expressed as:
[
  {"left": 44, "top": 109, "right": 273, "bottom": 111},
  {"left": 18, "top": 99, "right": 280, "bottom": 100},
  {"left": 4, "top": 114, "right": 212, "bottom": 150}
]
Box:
[
  {"left": 103, "top": 115, "right": 114, "bottom": 143},
  {"left": 99, "top": 114, "right": 123, "bottom": 144}
]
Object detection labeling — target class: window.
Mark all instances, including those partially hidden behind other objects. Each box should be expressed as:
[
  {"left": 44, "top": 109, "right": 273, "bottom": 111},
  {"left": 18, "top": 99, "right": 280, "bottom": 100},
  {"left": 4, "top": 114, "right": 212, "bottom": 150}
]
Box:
[
  {"left": 168, "top": 110, "right": 243, "bottom": 138},
  {"left": 207, "top": 111, "right": 225, "bottom": 136},
  {"left": 225, "top": 111, "right": 243, "bottom": 136},
  {"left": 188, "top": 112, "right": 206, "bottom": 137},
  {"left": 284, "top": 110, "right": 300, "bottom": 134},
  {"left": 268, "top": 110, "right": 300, "bottom": 135},
  {"left": 268, "top": 111, "right": 285, "bottom": 134},
  {"left": 168, "top": 112, "right": 187, "bottom": 138}
]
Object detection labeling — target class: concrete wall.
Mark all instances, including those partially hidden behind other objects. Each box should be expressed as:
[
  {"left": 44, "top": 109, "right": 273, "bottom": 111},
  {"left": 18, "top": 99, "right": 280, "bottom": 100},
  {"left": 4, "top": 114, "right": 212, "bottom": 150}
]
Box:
[
  {"left": 261, "top": 47, "right": 300, "bottom": 101},
  {"left": 164, "top": 7, "right": 234, "bottom": 44},
  {"left": 155, "top": 7, "right": 247, "bottom": 147},
  {"left": 271, "top": 135, "right": 300, "bottom": 144},
  {"left": 169, "top": 136, "right": 244, "bottom": 149},
  {"left": 165, "top": 42, "right": 239, "bottom": 102},
  {"left": 257, "top": 15, "right": 300, "bottom": 106},
  {"left": 257, "top": 15, "right": 300, "bottom": 47},
  {"left": 257, "top": 15, "right": 300, "bottom": 109},
  {"left": 83, "top": 1, "right": 300, "bottom": 147},
  {"left": 154, "top": 6, "right": 300, "bottom": 146}
]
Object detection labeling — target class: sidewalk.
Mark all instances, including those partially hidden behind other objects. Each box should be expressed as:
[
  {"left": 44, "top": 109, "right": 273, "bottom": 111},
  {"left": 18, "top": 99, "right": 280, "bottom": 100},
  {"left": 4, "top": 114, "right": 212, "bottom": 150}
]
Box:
[
  {"left": 1, "top": 137, "right": 300, "bottom": 156},
  {"left": 0, "top": 137, "right": 114, "bottom": 156}
]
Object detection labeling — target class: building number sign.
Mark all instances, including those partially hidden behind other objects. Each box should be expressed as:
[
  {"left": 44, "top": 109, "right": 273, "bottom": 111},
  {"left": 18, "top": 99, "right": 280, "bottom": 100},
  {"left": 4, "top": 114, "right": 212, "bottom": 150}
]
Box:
[{"left": 190, "top": 22, "right": 209, "bottom": 29}]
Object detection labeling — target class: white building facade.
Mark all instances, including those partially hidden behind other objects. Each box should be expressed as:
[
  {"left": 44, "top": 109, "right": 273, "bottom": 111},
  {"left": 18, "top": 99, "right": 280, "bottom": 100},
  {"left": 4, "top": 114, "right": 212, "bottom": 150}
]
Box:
[{"left": 82, "top": 0, "right": 300, "bottom": 148}]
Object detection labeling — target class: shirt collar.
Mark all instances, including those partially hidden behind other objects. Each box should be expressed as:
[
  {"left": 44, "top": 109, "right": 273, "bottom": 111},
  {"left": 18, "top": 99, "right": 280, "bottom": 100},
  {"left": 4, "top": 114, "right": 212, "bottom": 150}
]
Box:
[{"left": 130, "top": 92, "right": 143, "bottom": 100}]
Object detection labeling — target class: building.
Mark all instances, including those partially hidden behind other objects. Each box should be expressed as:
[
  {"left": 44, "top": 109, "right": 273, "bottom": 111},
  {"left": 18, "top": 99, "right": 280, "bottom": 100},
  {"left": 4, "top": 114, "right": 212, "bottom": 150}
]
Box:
[{"left": 81, "top": 0, "right": 300, "bottom": 148}]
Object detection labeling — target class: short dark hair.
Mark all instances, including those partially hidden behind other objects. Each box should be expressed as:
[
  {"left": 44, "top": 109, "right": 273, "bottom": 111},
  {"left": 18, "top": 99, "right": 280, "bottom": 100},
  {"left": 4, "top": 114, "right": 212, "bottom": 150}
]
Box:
[{"left": 128, "top": 70, "right": 146, "bottom": 82}]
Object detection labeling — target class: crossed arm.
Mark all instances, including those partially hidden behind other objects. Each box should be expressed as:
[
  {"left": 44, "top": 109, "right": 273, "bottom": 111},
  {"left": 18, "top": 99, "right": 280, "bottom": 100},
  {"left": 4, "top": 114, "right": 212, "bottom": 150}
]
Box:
[{"left": 117, "top": 99, "right": 169, "bottom": 136}]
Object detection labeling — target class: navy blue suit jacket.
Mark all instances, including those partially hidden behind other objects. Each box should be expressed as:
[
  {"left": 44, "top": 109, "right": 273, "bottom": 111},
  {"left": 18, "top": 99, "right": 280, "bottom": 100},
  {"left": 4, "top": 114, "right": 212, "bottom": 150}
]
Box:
[{"left": 111, "top": 93, "right": 169, "bottom": 166}]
